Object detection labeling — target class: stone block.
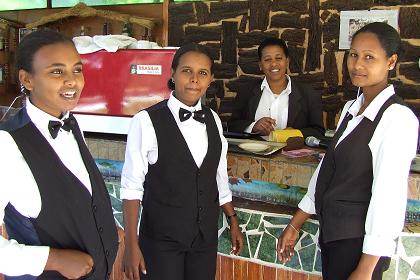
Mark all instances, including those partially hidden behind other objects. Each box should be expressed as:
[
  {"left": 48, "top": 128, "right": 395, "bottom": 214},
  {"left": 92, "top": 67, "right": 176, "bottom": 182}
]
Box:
[
  {"left": 288, "top": 45, "right": 305, "bottom": 73},
  {"left": 202, "top": 42, "right": 221, "bottom": 61},
  {"left": 195, "top": 1, "right": 210, "bottom": 26},
  {"left": 305, "top": 0, "right": 321, "bottom": 71},
  {"left": 184, "top": 26, "right": 222, "bottom": 43},
  {"left": 222, "top": 21, "right": 238, "bottom": 64},
  {"left": 271, "top": 13, "right": 308, "bottom": 29},
  {"left": 272, "top": 0, "right": 308, "bottom": 13},
  {"left": 322, "top": 13, "right": 340, "bottom": 43},
  {"left": 226, "top": 75, "right": 262, "bottom": 93},
  {"left": 399, "top": 63, "right": 420, "bottom": 83},
  {"left": 399, "top": 7, "right": 420, "bottom": 38},
  {"left": 238, "top": 30, "right": 279, "bottom": 48},
  {"left": 281, "top": 29, "right": 306, "bottom": 46},
  {"left": 209, "top": 1, "right": 249, "bottom": 23},
  {"left": 321, "top": 0, "right": 374, "bottom": 10},
  {"left": 214, "top": 63, "right": 237, "bottom": 79},
  {"left": 249, "top": 0, "right": 271, "bottom": 31}
]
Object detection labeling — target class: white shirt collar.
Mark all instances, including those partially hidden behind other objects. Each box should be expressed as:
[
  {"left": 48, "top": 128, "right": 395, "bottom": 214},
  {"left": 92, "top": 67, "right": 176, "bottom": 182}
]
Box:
[
  {"left": 167, "top": 91, "right": 202, "bottom": 121},
  {"left": 260, "top": 74, "right": 292, "bottom": 96},
  {"left": 347, "top": 85, "right": 396, "bottom": 121},
  {"left": 25, "top": 98, "right": 70, "bottom": 137}
]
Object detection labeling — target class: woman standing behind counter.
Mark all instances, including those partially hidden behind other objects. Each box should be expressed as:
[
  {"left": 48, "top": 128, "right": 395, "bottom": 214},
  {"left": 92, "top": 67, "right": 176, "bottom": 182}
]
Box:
[
  {"left": 227, "top": 37, "right": 325, "bottom": 138},
  {"left": 121, "top": 43, "right": 243, "bottom": 280},
  {"left": 278, "top": 22, "right": 418, "bottom": 280}
]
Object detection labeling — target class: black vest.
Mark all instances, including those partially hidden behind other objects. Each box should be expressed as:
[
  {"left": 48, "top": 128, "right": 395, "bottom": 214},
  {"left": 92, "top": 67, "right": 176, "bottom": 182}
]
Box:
[
  {"left": 315, "top": 95, "right": 405, "bottom": 243},
  {"left": 140, "top": 101, "right": 222, "bottom": 246},
  {"left": 1, "top": 109, "right": 118, "bottom": 279}
]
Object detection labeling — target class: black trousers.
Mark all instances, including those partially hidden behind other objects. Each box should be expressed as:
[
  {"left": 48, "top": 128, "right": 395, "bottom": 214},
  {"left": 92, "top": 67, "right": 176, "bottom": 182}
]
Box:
[
  {"left": 320, "top": 238, "right": 390, "bottom": 280},
  {"left": 139, "top": 231, "right": 218, "bottom": 280}
]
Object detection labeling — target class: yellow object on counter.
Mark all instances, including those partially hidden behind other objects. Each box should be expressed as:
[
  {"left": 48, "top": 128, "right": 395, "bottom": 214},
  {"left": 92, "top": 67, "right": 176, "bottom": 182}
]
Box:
[{"left": 269, "top": 129, "right": 303, "bottom": 142}]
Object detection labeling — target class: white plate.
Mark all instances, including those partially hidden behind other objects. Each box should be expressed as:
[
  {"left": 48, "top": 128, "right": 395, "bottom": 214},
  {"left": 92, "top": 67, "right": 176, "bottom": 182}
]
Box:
[{"left": 238, "top": 142, "right": 270, "bottom": 153}]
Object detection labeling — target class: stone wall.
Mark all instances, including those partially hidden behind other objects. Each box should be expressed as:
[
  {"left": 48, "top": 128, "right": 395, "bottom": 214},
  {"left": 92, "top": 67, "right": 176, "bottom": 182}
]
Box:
[{"left": 168, "top": 0, "right": 420, "bottom": 129}]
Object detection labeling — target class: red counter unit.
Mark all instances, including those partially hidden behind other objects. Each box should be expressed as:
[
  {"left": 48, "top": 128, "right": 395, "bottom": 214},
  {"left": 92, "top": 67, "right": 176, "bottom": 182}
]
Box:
[{"left": 73, "top": 49, "right": 176, "bottom": 134}]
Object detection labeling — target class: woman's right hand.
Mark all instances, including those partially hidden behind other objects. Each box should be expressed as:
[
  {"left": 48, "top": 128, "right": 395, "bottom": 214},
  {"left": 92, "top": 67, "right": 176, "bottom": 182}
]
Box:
[
  {"left": 277, "top": 224, "right": 299, "bottom": 263},
  {"left": 123, "top": 242, "right": 147, "bottom": 280},
  {"left": 45, "top": 248, "right": 94, "bottom": 279},
  {"left": 252, "top": 117, "right": 276, "bottom": 136}
]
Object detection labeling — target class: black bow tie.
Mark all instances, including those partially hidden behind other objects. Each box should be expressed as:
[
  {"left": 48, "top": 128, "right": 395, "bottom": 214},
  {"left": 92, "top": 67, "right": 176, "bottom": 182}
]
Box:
[
  {"left": 179, "top": 108, "right": 205, "bottom": 123},
  {"left": 48, "top": 114, "right": 76, "bottom": 139}
]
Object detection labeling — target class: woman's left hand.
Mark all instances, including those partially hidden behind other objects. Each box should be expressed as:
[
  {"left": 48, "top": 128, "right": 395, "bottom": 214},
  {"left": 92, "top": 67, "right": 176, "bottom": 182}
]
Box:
[
  {"left": 229, "top": 217, "right": 244, "bottom": 255},
  {"left": 347, "top": 268, "right": 372, "bottom": 280}
]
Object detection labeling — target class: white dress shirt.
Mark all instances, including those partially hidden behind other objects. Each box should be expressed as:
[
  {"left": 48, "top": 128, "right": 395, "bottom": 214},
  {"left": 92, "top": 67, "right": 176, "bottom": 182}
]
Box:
[
  {"left": 120, "top": 93, "right": 232, "bottom": 206},
  {"left": 0, "top": 99, "right": 92, "bottom": 276},
  {"left": 298, "top": 85, "right": 419, "bottom": 257},
  {"left": 245, "top": 75, "right": 292, "bottom": 133}
]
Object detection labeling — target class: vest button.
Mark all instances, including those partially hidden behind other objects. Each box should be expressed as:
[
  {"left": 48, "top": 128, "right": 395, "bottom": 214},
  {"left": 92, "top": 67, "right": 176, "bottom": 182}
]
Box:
[
  {"left": 199, "top": 207, "right": 203, "bottom": 211},
  {"left": 99, "top": 227, "right": 103, "bottom": 233},
  {"left": 92, "top": 205, "right": 97, "bottom": 212},
  {"left": 106, "top": 250, "right": 110, "bottom": 256}
]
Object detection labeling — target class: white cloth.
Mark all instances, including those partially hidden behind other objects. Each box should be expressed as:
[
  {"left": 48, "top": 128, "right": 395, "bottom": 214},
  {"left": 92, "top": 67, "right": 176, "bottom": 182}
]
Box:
[
  {"left": 120, "top": 93, "right": 232, "bottom": 206},
  {"left": 298, "top": 85, "right": 419, "bottom": 257},
  {"left": 73, "top": 35, "right": 137, "bottom": 54},
  {"left": 0, "top": 99, "right": 92, "bottom": 276},
  {"left": 245, "top": 75, "right": 292, "bottom": 133}
]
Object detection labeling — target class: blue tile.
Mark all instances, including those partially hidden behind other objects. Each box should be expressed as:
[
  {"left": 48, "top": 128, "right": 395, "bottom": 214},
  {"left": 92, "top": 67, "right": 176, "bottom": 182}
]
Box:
[
  {"left": 300, "top": 234, "right": 314, "bottom": 247},
  {"left": 246, "top": 213, "right": 262, "bottom": 231},
  {"left": 264, "top": 216, "right": 290, "bottom": 225},
  {"left": 258, "top": 233, "right": 277, "bottom": 263}
]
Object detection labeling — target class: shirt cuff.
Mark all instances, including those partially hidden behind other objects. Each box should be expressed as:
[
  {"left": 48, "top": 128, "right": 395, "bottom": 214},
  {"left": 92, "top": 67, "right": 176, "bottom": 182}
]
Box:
[
  {"left": 244, "top": 122, "right": 256, "bottom": 133},
  {"left": 363, "top": 234, "right": 397, "bottom": 257},
  {"left": 120, "top": 188, "right": 144, "bottom": 201},
  {"left": 219, "top": 193, "right": 232, "bottom": 206},
  {"left": 298, "top": 194, "right": 316, "bottom": 215}
]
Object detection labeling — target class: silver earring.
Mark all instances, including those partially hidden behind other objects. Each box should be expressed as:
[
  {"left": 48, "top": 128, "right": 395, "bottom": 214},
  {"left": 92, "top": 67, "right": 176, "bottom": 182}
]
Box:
[{"left": 389, "top": 66, "right": 394, "bottom": 70}]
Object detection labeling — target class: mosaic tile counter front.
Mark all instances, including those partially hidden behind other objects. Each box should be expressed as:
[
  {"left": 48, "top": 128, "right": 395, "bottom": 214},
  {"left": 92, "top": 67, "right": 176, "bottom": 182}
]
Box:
[{"left": 87, "top": 138, "right": 420, "bottom": 280}]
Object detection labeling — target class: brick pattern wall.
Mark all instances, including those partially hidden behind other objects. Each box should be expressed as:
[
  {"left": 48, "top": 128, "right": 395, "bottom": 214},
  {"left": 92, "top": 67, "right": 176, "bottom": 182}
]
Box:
[{"left": 168, "top": 0, "right": 420, "bottom": 129}]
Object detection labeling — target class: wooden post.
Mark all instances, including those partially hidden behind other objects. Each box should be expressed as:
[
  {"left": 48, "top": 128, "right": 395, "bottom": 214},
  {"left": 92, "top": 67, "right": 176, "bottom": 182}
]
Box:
[{"left": 162, "top": 0, "right": 170, "bottom": 47}]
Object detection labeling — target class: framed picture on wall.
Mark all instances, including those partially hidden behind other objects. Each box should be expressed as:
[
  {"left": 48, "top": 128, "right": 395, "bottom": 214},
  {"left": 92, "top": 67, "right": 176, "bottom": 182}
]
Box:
[{"left": 339, "top": 10, "right": 399, "bottom": 49}]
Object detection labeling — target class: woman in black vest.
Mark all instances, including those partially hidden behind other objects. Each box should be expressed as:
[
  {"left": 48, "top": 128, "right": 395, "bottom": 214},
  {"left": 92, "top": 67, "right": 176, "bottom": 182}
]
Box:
[
  {"left": 0, "top": 30, "right": 118, "bottom": 279},
  {"left": 277, "top": 22, "right": 418, "bottom": 279},
  {"left": 121, "top": 43, "right": 243, "bottom": 280}
]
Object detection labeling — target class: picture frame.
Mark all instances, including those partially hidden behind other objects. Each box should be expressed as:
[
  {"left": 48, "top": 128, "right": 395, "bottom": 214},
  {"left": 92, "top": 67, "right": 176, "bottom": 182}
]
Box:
[{"left": 339, "top": 10, "right": 399, "bottom": 49}]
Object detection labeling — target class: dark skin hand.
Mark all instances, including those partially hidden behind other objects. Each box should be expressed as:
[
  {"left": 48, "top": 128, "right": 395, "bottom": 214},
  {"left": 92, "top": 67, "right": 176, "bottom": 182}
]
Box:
[
  {"left": 252, "top": 117, "right": 276, "bottom": 136},
  {"left": 122, "top": 199, "right": 146, "bottom": 280},
  {"left": 221, "top": 202, "right": 244, "bottom": 255},
  {"left": 45, "top": 248, "right": 94, "bottom": 279}
]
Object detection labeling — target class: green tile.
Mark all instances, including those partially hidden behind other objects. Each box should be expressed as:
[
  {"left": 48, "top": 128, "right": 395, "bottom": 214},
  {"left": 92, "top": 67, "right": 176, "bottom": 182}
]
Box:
[
  {"left": 314, "top": 249, "right": 322, "bottom": 272},
  {"left": 299, "top": 243, "right": 316, "bottom": 272},
  {"left": 217, "top": 228, "right": 232, "bottom": 255},
  {"left": 412, "top": 259, "right": 420, "bottom": 276},
  {"left": 258, "top": 233, "right": 277, "bottom": 263},
  {"left": 246, "top": 214, "right": 262, "bottom": 231},
  {"left": 382, "top": 258, "right": 396, "bottom": 280},
  {"left": 258, "top": 221, "right": 265, "bottom": 233},
  {"left": 111, "top": 196, "right": 122, "bottom": 212},
  {"left": 248, "top": 233, "right": 262, "bottom": 258},
  {"left": 266, "top": 226, "right": 283, "bottom": 238},
  {"left": 239, "top": 238, "right": 250, "bottom": 258},
  {"left": 114, "top": 181, "right": 121, "bottom": 198},
  {"left": 237, "top": 211, "right": 251, "bottom": 225},
  {"left": 264, "top": 216, "right": 290, "bottom": 225},
  {"left": 106, "top": 182, "right": 114, "bottom": 195},
  {"left": 218, "top": 210, "right": 224, "bottom": 230},
  {"left": 301, "top": 221, "right": 318, "bottom": 235},
  {"left": 284, "top": 251, "right": 301, "bottom": 270},
  {"left": 114, "top": 212, "right": 123, "bottom": 227},
  {"left": 300, "top": 234, "right": 314, "bottom": 248},
  {"left": 401, "top": 236, "right": 420, "bottom": 257},
  {"left": 398, "top": 258, "right": 411, "bottom": 280}
]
